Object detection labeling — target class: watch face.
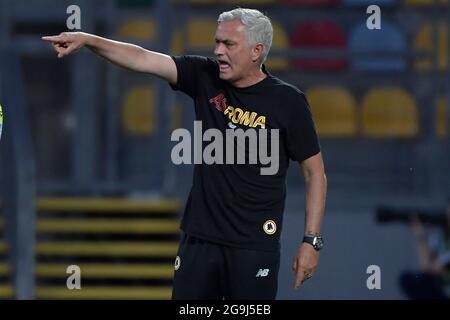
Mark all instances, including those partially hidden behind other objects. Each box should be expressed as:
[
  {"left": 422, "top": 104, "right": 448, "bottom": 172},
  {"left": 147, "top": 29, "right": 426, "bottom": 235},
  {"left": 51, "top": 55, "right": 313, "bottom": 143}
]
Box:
[
  {"left": 313, "top": 237, "right": 324, "bottom": 250},
  {"left": 303, "top": 236, "right": 324, "bottom": 251}
]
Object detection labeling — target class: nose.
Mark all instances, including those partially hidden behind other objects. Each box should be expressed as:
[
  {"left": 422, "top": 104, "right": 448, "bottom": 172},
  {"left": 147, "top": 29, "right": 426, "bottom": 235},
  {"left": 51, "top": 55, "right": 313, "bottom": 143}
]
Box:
[{"left": 214, "top": 42, "right": 224, "bottom": 57}]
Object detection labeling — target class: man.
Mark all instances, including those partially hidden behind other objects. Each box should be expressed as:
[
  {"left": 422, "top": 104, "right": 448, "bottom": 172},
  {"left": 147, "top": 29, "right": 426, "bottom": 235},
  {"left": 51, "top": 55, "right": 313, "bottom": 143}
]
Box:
[
  {"left": 400, "top": 198, "right": 450, "bottom": 299},
  {"left": 43, "top": 8, "right": 327, "bottom": 300}
]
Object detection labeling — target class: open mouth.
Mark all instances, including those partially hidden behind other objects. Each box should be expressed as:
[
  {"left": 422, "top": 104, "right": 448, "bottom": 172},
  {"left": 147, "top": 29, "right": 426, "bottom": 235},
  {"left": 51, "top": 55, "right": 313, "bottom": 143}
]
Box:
[{"left": 218, "top": 60, "right": 231, "bottom": 72}]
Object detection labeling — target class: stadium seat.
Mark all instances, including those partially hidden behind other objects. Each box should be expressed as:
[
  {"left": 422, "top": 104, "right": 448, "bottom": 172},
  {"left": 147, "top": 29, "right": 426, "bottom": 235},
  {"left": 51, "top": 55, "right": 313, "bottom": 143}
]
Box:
[
  {"left": 171, "top": 18, "right": 217, "bottom": 54},
  {"left": 0, "top": 219, "right": 13, "bottom": 299},
  {"left": 34, "top": 196, "right": 180, "bottom": 300},
  {"left": 343, "top": 0, "right": 396, "bottom": 5},
  {"left": 265, "top": 21, "right": 290, "bottom": 72},
  {"left": 413, "top": 21, "right": 448, "bottom": 71},
  {"left": 349, "top": 20, "right": 407, "bottom": 71},
  {"left": 437, "top": 97, "right": 448, "bottom": 137},
  {"left": 290, "top": 20, "right": 347, "bottom": 71},
  {"left": 122, "top": 86, "right": 156, "bottom": 136},
  {"left": 307, "top": 86, "right": 358, "bottom": 137},
  {"left": 414, "top": 22, "right": 434, "bottom": 71},
  {"left": 117, "top": 18, "right": 157, "bottom": 41},
  {"left": 170, "top": 29, "right": 183, "bottom": 55},
  {"left": 170, "top": 103, "right": 183, "bottom": 131},
  {"left": 362, "top": 88, "right": 418, "bottom": 138},
  {"left": 185, "top": 18, "right": 217, "bottom": 50}
]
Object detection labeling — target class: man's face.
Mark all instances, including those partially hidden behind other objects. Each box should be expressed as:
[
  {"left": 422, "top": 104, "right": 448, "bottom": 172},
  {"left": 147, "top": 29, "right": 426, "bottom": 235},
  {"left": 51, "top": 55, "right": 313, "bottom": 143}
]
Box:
[{"left": 214, "top": 19, "right": 256, "bottom": 84}]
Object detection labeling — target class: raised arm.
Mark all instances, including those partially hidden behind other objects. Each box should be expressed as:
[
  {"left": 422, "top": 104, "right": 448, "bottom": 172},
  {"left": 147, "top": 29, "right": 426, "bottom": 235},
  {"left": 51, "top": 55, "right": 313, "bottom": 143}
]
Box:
[
  {"left": 409, "top": 216, "right": 443, "bottom": 274},
  {"left": 42, "top": 32, "right": 177, "bottom": 84}
]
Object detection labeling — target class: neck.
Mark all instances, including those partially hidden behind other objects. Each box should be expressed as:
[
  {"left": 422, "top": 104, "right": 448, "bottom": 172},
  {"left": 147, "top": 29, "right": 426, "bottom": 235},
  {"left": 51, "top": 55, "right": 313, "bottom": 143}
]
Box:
[{"left": 230, "top": 67, "right": 267, "bottom": 88}]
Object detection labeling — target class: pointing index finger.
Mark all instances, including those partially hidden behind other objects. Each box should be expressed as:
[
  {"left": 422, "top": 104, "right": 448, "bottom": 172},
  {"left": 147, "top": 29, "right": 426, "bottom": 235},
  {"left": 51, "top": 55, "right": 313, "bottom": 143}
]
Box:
[
  {"left": 295, "top": 268, "right": 305, "bottom": 289},
  {"left": 41, "top": 35, "right": 62, "bottom": 42}
]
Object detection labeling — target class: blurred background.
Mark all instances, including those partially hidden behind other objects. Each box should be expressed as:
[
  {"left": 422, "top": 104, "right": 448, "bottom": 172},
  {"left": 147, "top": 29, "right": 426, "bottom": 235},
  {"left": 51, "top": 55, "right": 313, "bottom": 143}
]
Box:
[{"left": 0, "top": 0, "right": 449, "bottom": 300}]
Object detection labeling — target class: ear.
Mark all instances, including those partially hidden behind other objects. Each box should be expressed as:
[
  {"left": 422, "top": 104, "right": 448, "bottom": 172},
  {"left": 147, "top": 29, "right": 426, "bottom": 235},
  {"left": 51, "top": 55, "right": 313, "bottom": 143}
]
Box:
[{"left": 251, "top": 43, "right": 264, "bottom": 63}]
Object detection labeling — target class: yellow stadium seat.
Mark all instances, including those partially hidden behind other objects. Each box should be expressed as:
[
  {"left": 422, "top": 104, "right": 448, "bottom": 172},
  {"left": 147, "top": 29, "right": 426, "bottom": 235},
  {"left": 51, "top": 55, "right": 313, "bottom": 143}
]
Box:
[
  {"left": 170, "top": 29, "right": 183, "bottom": 55},
  {"left": 307, "top": 86, "right": 358, "bottom": 137},
  {"left": 117, "top": 18, "right": 157, "bottom": 41},
  {"left": 437, "top": 97, "right": 448, "bottom": 137},
  {"left": 171, "top": 18, "right": 217, "bottom": 54},
  {"left": 170, "top": 103, "right": 183, "bottom": 131},
  {"left": 188, "top": 19, "right": 217, "bottom": 49},
  {"left": 414, "top": 21, "right": 448, "bottom": 71},
  {"left": 414, "top": 23, "right": 433, "bottom": 71},
  {"left": 122, "top": 86, "right": 156, "bottom": 136},
  {"left": 362, "top": 88, "right": 418, "bottom": 138},
  {"left": 265, "top": 21, "right": 290, "bottom": 72}
]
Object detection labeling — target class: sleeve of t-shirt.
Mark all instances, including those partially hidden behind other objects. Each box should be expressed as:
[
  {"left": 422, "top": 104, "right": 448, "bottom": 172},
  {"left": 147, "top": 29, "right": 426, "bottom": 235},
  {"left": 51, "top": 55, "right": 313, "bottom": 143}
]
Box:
[
  {"left": 169, "top": 55, "right": 216, "bottom": 99},
  {"left": 286, "top": 92, "right": 321, "bottom": 163}
]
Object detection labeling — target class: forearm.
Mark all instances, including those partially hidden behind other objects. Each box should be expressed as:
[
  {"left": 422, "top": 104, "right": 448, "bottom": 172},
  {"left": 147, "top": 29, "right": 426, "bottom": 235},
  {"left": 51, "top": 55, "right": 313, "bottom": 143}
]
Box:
[
  {"left": 415, "top": 236, "right": 440, "bottom": 272},
  {"left": 417, "top": 242, "right": 433, "bottom": 270},
  {"left": 43, "top": 31, "right": 177, "bottom": 82},
  {"left": 303, "top": 172, "right": 327, "bottom": 236},
  {"left": 84, "top": 33, "right": 149, "bottom": 71}
]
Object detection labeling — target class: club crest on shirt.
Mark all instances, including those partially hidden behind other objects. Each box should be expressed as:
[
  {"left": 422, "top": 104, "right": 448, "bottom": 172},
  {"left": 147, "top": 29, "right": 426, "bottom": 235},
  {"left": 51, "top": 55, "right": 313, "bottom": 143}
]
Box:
[
  {"left": 209, "top": 93, "right": 227, "bottom": 112},
  {"left": 263, "top": 220, "right": 277, "bottom": 235},
  {"left": 209, "top": 93, "right": 267, "bottom": 129},
  {"left": 174, "top": 256, "right": 181, "bottom": 271}
]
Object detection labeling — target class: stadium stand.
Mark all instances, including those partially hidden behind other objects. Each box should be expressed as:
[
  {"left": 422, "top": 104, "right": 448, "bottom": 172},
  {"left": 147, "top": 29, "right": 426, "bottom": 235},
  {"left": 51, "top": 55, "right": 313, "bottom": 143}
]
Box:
[
  {"left": 349, "top": 20, "right": 407, "bottom": 71},
  {"left": 361, "top": 87, "right": 419, "bottom": 138},
  {"left": 290, "top": 20, "right": 347, "bottom": 71},
  {"left": 307, "top": 86, "right": 358, "bottom": 137}
]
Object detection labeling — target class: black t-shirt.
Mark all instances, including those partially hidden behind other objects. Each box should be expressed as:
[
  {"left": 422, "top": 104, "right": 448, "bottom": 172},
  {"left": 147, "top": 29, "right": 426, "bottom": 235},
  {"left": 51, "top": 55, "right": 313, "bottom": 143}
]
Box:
[{"left": 170, "top": 55, "right": 320, "bottom": 252}]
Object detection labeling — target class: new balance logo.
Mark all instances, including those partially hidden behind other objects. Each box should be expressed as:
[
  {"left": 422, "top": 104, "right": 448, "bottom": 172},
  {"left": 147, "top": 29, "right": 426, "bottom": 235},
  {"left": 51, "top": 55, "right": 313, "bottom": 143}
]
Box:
[{"left": 255, "top": 269, "right": 269, "bottom": 277}]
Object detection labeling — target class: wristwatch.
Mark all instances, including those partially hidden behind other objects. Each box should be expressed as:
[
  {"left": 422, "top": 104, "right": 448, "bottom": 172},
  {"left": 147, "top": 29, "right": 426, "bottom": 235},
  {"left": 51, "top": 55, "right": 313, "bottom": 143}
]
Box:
[{"left": 302, "top": 235, "right": 324, "bottom": 251}]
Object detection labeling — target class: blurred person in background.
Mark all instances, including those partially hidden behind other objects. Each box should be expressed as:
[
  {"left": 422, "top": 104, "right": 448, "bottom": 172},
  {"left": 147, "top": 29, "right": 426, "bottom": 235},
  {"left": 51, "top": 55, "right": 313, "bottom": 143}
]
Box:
[
  {"left": 400, "top": 198, "right": 450, "bottom": 300},
  {"left": 42, "top": 8, "right": 327, "bottom": 300}
]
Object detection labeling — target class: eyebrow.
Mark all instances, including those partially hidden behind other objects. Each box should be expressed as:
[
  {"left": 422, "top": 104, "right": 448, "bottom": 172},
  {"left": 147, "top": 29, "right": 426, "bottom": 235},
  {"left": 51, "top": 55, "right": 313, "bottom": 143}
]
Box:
[{"left": 215, "top": 38, "right": 236, "bottom": 44}]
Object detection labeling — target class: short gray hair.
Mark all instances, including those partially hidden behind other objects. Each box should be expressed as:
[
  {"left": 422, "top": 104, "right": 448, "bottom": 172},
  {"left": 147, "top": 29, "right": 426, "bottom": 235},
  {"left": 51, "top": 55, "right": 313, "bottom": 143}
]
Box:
[{"left": 218, "top": 8, "right": 273, "bottom": 64}]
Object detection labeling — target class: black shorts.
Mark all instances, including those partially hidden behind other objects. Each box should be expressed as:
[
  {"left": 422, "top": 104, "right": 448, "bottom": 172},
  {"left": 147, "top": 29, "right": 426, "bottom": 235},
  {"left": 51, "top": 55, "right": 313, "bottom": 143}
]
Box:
[{"left": 172, "top": 234, "right": 280, "bottom": 300}]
